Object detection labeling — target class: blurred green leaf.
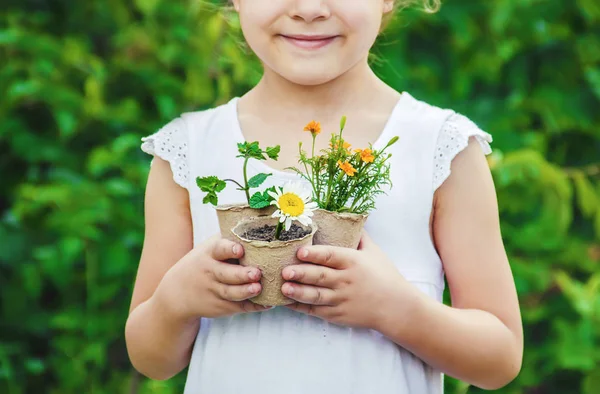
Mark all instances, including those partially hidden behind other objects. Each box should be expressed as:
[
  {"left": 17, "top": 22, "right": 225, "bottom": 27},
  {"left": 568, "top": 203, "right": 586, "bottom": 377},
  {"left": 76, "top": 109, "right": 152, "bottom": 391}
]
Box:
[{"left": 573, "top": 170, "right": 598, "bottom": 218}]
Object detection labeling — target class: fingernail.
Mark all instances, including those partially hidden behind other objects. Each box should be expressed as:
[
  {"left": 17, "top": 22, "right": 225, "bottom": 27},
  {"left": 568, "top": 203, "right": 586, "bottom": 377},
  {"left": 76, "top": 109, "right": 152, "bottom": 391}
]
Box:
[
  {"left": 300, "top": 249, "right": 309, "bottom": 258},
  {"left": 232, "top": 244, "right": 240, "bottom": 255},
  {"left": 248, "top": 270, "right": 258, "bottom": 280},
  {"left": 288, "top": 270, "right": 296, "bottom": 280},
  {"left": 285, "top": 286, "right": 294, "bottom": 296},
  {"left": 248, "top": 284, "right": 257, "bottom": 294}
]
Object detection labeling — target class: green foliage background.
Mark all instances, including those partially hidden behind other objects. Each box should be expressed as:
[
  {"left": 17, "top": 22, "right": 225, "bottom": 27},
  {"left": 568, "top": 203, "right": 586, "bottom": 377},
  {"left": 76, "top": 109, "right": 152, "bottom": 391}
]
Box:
[{"left": 1, "top": 0, "right": 599, "bottom": 393}]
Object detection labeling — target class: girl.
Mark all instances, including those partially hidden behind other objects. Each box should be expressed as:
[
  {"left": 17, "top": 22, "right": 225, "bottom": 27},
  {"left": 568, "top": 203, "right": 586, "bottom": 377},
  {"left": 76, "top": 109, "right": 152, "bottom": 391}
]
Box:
[{"left": 125, "top": 1, "right": 523, "bottom": 393}]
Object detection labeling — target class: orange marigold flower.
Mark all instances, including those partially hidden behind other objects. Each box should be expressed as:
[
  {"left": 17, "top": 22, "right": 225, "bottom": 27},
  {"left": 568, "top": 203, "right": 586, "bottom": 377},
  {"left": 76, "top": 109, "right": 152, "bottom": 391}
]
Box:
[
  {"left": 304, "top": 121, "right": 321, "bottom": 135},
  {"left": 355, "top": 148, "right": 375, "bottom": 163},
  {"left": 331, "top": 141, "right": 351, "bottom": 151},
  {"left": 337, "top": 160, "right": 357, "bottom": 177}
]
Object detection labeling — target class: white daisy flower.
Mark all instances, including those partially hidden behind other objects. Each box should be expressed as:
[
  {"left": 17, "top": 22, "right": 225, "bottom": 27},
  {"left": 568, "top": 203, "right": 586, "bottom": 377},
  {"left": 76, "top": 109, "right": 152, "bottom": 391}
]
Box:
[{"left": 268, "top": 182, "right": 318, "bottom": 232}]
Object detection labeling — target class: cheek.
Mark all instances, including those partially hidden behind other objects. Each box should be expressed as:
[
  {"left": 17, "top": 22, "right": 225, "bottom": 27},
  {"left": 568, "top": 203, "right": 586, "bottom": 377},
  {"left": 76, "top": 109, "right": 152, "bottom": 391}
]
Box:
[
  {"left": 238, "top": 9, "right": 270, "bottom": 39},
  {"left": 334, "top": 4, "right": 383, "bottom": 51},
  {"left": 239, "top": 6, "right": 295, "bottom": 66}
]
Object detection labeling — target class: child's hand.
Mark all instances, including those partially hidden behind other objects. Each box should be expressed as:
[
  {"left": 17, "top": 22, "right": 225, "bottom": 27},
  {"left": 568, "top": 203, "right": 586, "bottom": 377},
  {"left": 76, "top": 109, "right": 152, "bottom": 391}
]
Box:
[
  {"left": 154, "top": 235, "right": 269, "bottom": 320},
  {"left": 281, "top": 232, "right": 418, "bottom": 329}
]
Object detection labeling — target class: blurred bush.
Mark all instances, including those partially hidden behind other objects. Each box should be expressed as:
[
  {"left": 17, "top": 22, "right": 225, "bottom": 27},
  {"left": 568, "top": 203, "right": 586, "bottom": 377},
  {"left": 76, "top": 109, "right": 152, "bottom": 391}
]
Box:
[{"left": 0, "top": 0, "right": 599, "bottom": 393}]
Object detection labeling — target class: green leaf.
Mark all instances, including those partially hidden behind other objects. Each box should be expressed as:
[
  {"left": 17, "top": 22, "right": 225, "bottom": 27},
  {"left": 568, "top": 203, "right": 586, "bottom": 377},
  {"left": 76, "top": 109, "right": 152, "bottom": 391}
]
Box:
[
  {"left": 249, "top": 191, "right": 272, "bottom": 209},
  {"left": 55, "top": 110, "right": 77, "bottom": 138},
  {"left": 247, "top": 173, "right": 271, "bottom": 188},
  {"left": 25, "top": 358, "right": 45, "bottom": 375},
  {"left": 237, "top": 141, "right": 266, "bottom": 160},
  {"left": 196, "top": 176, "right": 226, "bottom": 193},
  {"left": 246, "top": 141, "right": 265, "bottom": 160},
  {"left": 197, "top": 176, "right": 225, "bottom": 205},
  {"left": 585, "top": 67, "right": 600, "bottom": 100},
  {"left": 266, "top": 145, "right": 280, "bottom": 160},
  {"left": 202, "top": 193, "right": 218, "bottom": 206},
  {"left": 595, "top": 209, "right": 600, "bottom": 240},
  {"left": 583, "top": 368, "right": 600, "bottom": 394},
  {"left": 237, "top": 142, "right": 248, "bottom": 156},
  {"left": 573, "top": 171, "right": 598, "bottom": 218},
  {"left": 135, "top": 0, "right": 160, "bottom": 16}
]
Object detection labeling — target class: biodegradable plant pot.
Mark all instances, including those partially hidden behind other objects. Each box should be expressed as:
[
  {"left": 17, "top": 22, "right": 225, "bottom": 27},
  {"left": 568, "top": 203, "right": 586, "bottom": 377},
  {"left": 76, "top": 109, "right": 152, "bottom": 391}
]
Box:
[
  {"left": 232, "top": 216, "right": 317, "bottom": 307},
  {"left": 216, "top": 203, "right": 276, "bottom": 242},
  {"left": 312, "top": 209, "right": 368, "bottom": 250}
]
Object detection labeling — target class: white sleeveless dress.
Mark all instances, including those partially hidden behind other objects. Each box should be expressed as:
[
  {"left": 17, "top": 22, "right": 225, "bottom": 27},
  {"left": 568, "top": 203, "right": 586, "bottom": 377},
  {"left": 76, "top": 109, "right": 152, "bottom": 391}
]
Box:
[{"left": 141, "top": 92, "right": 492, "bottom": 394}]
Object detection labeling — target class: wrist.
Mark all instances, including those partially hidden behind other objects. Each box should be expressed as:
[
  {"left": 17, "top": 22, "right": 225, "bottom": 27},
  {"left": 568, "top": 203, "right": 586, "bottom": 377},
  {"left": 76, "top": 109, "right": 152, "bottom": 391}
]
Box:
[
  {"left": 375, "top": 280, "right": 430, "bottom": 343},
  {"left": 152, "top": 272, "right": 198, "bottom": 326}
]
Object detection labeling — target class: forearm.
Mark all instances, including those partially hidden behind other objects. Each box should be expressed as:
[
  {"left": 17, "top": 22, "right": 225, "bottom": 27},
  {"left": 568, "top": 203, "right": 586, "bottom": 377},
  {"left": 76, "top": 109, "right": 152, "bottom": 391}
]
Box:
[
  {"left": 378, "top": 291, "right": 522, "bottom": 390},
  {"left": 125, "top": 294, "right": 200, "bottom": 380}
]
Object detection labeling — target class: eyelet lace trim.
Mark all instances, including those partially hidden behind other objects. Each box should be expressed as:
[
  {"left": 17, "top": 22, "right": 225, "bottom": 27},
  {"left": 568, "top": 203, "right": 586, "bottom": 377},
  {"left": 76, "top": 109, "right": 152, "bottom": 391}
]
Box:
[
  {"left": 141, "top": 117, "right": 189, "bottom": 189},
  {"left": 433, "top": 113, "right": 493, "bottom": 191}
]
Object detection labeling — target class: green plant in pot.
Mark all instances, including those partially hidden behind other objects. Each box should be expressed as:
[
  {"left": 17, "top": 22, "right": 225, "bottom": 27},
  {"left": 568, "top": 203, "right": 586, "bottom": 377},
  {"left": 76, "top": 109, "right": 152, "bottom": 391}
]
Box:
[
  {"left": 196, "top": 141, "right": 280, "bottom": 241},
  {"left": 288, "top": 116, "right": 399, "bottom": 249}
]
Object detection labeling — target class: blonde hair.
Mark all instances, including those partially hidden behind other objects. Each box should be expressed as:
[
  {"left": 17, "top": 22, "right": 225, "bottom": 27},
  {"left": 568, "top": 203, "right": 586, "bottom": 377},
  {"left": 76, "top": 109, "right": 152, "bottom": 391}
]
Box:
[
  {"left": 381, "top": 0, "right": 441, "bottom": 31},
  {"left": 395, "top": 0, "right": 441, "bottom": 12}
]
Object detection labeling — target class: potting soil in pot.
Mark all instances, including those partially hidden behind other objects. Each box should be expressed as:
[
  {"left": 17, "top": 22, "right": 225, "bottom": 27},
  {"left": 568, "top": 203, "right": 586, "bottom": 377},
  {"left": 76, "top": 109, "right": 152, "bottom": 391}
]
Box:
[{"left": 242, "top": 224, "right": 311, "bottom": 242}]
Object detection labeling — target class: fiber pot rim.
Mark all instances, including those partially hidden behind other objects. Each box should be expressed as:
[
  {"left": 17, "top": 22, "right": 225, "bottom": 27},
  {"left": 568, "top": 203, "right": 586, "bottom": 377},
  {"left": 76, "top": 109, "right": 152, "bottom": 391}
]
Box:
[
  {"left": 215, "top": 202, "right": 276, "bottom": 212},
  {"left": 232, "top": 216, "right": 317, "bottom": 249},
  {"left": 315, "top": 208, "right": 369, "bottom": 220},
  {"left": 215, "top": 202, "right": 251, "bottom": 211}
]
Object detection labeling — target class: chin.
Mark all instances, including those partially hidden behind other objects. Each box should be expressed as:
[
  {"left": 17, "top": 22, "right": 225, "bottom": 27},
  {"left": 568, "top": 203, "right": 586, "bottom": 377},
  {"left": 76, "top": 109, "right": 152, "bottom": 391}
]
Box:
[
  {"left": 284, "top": 72, "right": 339, "bottom": 86},
  {"left": 273, "top": 63, "right": 346, "bottom": 87}
]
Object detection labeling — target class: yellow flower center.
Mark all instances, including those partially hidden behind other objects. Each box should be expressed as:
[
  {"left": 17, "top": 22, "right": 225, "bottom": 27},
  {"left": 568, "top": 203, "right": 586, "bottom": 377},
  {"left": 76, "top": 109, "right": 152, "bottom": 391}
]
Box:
[{"left": 278, "top": 193, "right": 305, "bottom": 217}]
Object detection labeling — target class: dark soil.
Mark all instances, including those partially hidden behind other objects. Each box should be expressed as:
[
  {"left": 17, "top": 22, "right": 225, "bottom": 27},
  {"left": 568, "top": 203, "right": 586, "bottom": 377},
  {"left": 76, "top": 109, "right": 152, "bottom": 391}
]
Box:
[{"left": 243, "top": 224, "right": 310, "bottom": 242}]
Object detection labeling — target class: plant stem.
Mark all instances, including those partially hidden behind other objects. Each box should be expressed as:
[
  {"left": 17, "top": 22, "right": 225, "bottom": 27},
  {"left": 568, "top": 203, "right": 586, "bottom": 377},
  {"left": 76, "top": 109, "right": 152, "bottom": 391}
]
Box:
[
  {"left": 300, "top": 143, "right": 311, "bottom": 181},
  {"left": 350, "top": 187, "right": 367, "bottom": 211},
  {"left": 315, "top": 161, "right": 323, "bottom": 205},
  {"left": 311, "top": 134, "right": 319, "bottom": 203},
  {"left": 299, "top": 143, "right": 318, "bottom": 201},
  {"left": 324, "top": 169, "right": 335, "bottom": 210},
  {"left": 224, "top": 178, "right": 245, "bottom": 190},
  {"left": 325, "top": 171, "right": 344, "bottom": 210},
  {"left": 274, "top": 222, "right": 283, "bottom": 240},
  {"left": 343, "top": 162, "right": 371, "bottom": 208},
  {"left": 242, "top": 157, "right": 250, "bottom": 203}
]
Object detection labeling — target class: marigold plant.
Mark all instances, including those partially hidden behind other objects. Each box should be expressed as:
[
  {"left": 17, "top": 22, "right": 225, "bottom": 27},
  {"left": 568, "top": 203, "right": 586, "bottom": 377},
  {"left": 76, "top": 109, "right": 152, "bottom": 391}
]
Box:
[{"left": 289, "top": 117, "right": 399, "bottom": 214}]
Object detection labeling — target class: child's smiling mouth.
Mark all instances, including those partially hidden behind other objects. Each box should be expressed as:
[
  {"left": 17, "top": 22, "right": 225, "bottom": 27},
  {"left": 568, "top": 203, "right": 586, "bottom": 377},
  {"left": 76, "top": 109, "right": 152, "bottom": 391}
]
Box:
[{"left": 278, "top": 34, "right": 340, "bottom": 50}]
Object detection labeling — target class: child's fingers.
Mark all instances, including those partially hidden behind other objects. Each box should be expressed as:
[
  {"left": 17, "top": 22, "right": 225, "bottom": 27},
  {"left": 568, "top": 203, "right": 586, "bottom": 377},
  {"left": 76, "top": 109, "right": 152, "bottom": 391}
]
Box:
[
  {"left": 297, "top": 245, "right": 356, "bottom": 269},
  {"left": 215, "top": 282, "right": 262, "bottom": 302},
  {"left": 237, "top": 301, "right": 273, "bottom": 314},
  {"left": 286, "top": 302, "right": 334, "bottom": 319},
  {"left": 282, "top": 264, "right": 339, "bottom": 288},
  {"left": 210, "top": 238, "right": 244, "bottom": 261},
  {"left": 281, "top": 283, "right": 339, "bottom": 306},
  {"left": 213, "top": 261, "right": 261, "bottom": 285}
]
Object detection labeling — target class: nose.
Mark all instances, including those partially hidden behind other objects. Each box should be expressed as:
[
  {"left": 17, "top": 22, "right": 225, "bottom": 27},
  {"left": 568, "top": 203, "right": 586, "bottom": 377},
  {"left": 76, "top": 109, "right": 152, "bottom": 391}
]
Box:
[{"left": 290, "top": 0, "right": 331, "bottom": 22}]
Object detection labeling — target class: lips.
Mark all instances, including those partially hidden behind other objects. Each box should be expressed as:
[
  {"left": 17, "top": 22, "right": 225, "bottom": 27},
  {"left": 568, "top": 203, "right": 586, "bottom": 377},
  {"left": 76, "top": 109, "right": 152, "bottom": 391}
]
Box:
[{"left": 279, "top": 34, "right": 339, "bottom": 50}]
